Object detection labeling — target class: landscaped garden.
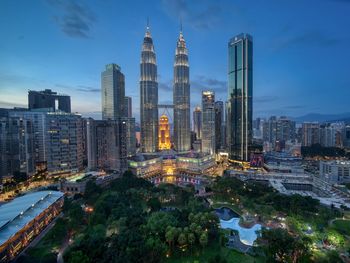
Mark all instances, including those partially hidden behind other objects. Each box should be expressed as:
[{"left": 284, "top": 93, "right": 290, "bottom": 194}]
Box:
[{"left": 16, "top": 173, "right": 350, "bottom": 263}]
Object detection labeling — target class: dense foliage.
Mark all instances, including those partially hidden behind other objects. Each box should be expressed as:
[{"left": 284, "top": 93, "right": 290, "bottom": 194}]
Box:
[
  {"left": 301, "top": 144, "right": 350, "bottom": 158},
  {"left": 63, "top": 171, "right": 219, "bottom": 263}
]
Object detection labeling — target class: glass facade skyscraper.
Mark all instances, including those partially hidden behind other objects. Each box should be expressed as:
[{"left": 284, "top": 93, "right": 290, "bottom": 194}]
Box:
[
  {"left": 201, "top": 91, "right": 215, "bottom": 155},
  {"left": 193, "top": 106, "right": 202, "bottom": 140},
  {"left": 101, "top": 64, "right": 125, "bottom": 120},
  {"left": 140, "top": 26, "right": 158, "bottom": 153},
  {"left": 173, "top": 31, "right": 191, "bottom": 152},
  {"left": 227, "top": 33, "right": 253, "bottom": 161}
]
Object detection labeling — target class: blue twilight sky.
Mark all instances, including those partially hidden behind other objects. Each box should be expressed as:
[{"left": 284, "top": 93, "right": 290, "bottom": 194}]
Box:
[{"left": 0, "top": 0, "right": 350, "bottom": 121}]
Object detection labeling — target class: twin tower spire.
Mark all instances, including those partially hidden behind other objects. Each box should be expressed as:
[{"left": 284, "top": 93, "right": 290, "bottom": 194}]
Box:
[{"left": 140, "top": 21, "right": 191, "bottom": 153}]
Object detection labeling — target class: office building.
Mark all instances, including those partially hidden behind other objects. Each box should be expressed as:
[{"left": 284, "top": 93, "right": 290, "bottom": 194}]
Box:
[
  {"left": 214, "top": 101, "right": 224, "bottom": 152},
  {"left": 140, "top": 25, "right": 159, "bottom": 153},
  {"left": 0, "top": 191, "right": 64, "bottom": 262},
  {"left": 28, "top": 89, "right": 71, "bottom": 113},
  {"left": 201, "top": 91, "right": 215, "bottom": 155},
  {"left": 193, "top": 106, "right": 202, "bottom": 140},
  {"left": 227, "top": 33, "right": 253, "bottom": 161},
  {"left": 0, "top": 116, "right": 35, "bottom": 180},
  {"left": 158, "top": 114, "right": 171, "bottom": 150},
  {"left": 86, "top": 119, "right": 120, "bottom": 171},
  {"left": 101, "top": 63, "right": 125, "bottom": 120},
  {"left": 124, "top": 96, "right": 132, "bottom": 118},
  {"left": 173, "top": 30, "right": 191, "bottom": 152},
  {"left": 120, "top": 117, "right": 136, "bottom": 158}
]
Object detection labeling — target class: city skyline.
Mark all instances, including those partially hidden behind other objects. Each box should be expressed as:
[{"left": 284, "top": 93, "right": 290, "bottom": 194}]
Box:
[{"left": 1, "top": 0, "right": 350, "bottom": 121}]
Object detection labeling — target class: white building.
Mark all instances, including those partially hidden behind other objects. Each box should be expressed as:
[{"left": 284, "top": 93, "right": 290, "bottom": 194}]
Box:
[{"left": 320, "top": 160, "right": 350, "bottom": 184}]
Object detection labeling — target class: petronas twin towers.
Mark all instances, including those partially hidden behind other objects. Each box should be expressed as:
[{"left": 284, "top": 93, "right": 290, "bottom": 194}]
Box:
[{"left": 140, "top": 25, "right": 190, "bottom": 153}]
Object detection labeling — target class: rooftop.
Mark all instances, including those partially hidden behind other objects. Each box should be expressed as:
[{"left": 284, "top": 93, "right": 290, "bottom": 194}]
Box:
[{"left": 0, "top": 191, "right": 64, "bottom": 246}]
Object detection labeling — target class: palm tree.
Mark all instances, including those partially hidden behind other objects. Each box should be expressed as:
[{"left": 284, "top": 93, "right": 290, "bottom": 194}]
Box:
[{"left": 199, "top": 232, "right": 208, "bottom": 249}]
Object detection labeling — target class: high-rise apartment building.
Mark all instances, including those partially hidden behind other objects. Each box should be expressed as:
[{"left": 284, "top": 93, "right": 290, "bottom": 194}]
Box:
[
  {"left": 140, "top": 26, "right": 159, "bottom": 153},
  {"left": 201, "top": 91, "right": 215, "bottom": 155},
  {"left": 173, "top": 30, "right": 191, "bottom": 152},
  {"left": 101, "top": 64, "right": 125, "bottom": 120},
  {"left": 302, "top": 122, "right": 320, "bottom": 146},
  {"left": 227, "top": 33, "right": 253, "bottom": 161},
  {"left": 28, "top": 89, "right": 71, "bottom": 113},
  {"left": 44, "top": 112, "right": 84, "bottom": 174},
  {"left": 263, "top": 116, "right": 296, "bottom": 147}
]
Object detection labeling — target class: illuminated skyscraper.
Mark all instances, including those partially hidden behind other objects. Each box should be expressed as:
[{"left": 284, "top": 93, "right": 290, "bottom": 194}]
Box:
[
  {"left": 101, "top": 64, "right": 125, "bottom": 120},
  {"left": 193, "top": 106, "right": 202, "bottom": 140},
  {"left": 158, "top": 114, "right": 171, "bottom": 150},
  {"left": 202, "top": 91, "right": 215, "bottom": 155},
  {"left": 227, "top": 33, "right": 253, "bottom": 161},
  {"left": 173, "top": 30, "right": 190, "bottom": 152},
  {"left": 140, "top": 25, "right": 158, "bottom": 153}
]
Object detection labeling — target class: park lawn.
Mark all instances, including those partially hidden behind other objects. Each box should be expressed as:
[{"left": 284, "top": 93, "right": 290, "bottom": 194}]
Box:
[
  {"left": 166, "top": 241, "right": 265, "bottom": 263},
  {"left": 332, "top": 219, "right": 350, "bottom": 236}
]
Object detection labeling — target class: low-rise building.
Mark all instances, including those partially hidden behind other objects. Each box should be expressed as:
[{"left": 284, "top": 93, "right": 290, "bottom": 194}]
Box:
[
  {"left": 320, "top": 160, "right": 350, "bottom": 184},
  {"left": 0, "top": 191, "right": 64, "bottom": 262}
]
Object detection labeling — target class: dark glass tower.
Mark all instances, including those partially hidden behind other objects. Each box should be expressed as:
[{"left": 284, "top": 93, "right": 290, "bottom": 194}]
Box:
[
  {"left": 101, "top": 64, "right": 125, "bottom": 120},
  {"left": 173, "top": 31, "right": 191, "bottom": 152},
  {"left": 227, "top": 34, "right": 253, "bottom": 161},
  {"left": 140, "top": 26, "right": 158, "bottom": 153}
]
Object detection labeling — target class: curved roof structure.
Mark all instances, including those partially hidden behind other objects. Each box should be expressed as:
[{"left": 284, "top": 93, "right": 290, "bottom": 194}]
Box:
[{"left": 0, "top": 191, "right": 64, "bottom": 246}]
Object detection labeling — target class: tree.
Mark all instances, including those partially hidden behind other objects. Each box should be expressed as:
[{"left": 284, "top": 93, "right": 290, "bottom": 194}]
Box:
[
  {"left": 165, "top": 227, "right": 177, "bottom": 248},
  {"left": 178, "top": 232, "right": 187, "bottom": 247},
  {"left": 259, "top": 228, "right": 311, "bottom": 262},
  {"left": 187, "top": 232, "right": 196, "bottom": 251},
  {"left": 68, "top": 250, "right": 89, "bottom": 263},
  {"left": 146, "top": 212, "right": 177, "bottom": 237},
  {"left": 199, "top": 232, "right": 208, "bottom": 248}
]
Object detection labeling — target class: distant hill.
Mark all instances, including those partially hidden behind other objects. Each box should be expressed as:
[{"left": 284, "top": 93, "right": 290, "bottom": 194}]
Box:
[{"left": 293, "top": 113, "right": 350, "bottom": 123}]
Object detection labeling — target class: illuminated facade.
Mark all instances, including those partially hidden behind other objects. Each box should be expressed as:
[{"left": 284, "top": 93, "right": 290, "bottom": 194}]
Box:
[
  {"left": 140, "top": 25, "right": 158, "bottom": 153},
  {"left": 101, "top": 64, "right": 125, "bottom": 120},
  {"left": 158, "top": 114, "right": 171, "bottom": 150},
  {"left": 0, "top": 191, "right": 64, "bottom": 262},
  {"left": 128, "top": 152, "right": 215, "bottom": 179},
  {"left": 227, "top": 33, "right": 253, "bottom": 161},
  {"left": 173, "top": 30, "right": 191, "bottom": 152}
]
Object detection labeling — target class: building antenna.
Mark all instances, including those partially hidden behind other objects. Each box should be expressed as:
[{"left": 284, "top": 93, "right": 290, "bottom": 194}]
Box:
[
  {"left": 146, "top": 17, "right": 150, "bottom": 30},
  {"left": 180, "top": 18, "right": 183, "bottom": 33}
]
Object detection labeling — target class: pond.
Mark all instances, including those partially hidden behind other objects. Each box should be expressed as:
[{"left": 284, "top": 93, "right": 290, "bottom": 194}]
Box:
[{"left": 215, "top": 207, "right": 262, "bottom": 246}]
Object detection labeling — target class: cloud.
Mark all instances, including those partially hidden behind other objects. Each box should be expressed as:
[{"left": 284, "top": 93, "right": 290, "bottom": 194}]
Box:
[
  {"left": 0, "top": 100, "right": 27, "bottom": 108},
  {"left": 191, "top": 75, "right": 226, "bottom": 94},
  {"left": 254, "top": 96, "right": 279, "bottom": 104},
  {"left": 55, "top": 83, "right": 99, "bottom": 93},
  {"left": 273, "top": 30, "right": 341, "bottom": 50},
  {"left": 161, "top": 0, "right": 223, "bottom": 30},
  {"left": 76, "top": 85, "right": 100, "bottom": 93},
  {"left": 47, "top": 0, "right": 96, "bottom": 38}
]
